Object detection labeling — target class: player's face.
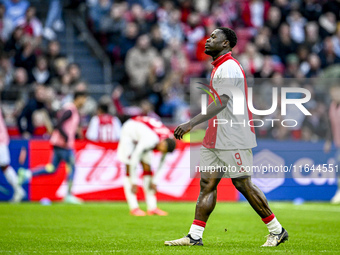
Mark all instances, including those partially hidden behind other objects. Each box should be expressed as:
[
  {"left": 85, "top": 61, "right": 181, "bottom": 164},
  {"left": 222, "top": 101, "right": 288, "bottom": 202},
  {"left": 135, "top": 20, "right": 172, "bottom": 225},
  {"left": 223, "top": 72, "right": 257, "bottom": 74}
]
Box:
[
  {"left": 156, "top": 140, "right": 168, "bottom": 153},
  {"left": 77, "top": 96, "right": 87, "bottom": 108},
  {"left": 204, "top": 29, "right": 228, "bottom": 57}
]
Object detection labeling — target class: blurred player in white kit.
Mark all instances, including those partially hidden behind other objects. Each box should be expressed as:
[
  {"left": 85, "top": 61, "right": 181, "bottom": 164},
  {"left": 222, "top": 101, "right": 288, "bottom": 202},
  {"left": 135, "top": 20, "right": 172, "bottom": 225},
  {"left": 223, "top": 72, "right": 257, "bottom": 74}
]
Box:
[
  {"left": 117, "top": 116, "right": 176, "bottom": 216},
  {"left": 0, "top": 107, "right": 25, "bottom": 202},
  {"left": 86, "top": 102, "right": 121, "bottom": 142}
]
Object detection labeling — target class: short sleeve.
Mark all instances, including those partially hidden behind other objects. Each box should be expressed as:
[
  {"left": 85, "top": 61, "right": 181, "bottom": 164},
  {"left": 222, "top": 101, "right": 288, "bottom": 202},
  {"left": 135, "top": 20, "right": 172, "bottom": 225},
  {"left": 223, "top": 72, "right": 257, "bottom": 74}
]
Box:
[{"left": 213, "top": 60, "right": 244, "bottom": 98}]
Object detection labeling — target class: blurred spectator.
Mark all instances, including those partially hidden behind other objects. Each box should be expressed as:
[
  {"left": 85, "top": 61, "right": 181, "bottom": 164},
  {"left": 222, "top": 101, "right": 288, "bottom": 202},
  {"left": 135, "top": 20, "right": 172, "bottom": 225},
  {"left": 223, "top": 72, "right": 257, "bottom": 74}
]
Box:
[
  {"left": 45, "top": 40, "right": 65, "bottom": 77},
  {"left": 2, "top": 0, "right": 29, "bottom": 26},
  {"left": 159, "top": 9, "right": 184, "bottom": 43},
  {"left": 17, "top": 6, "right": 42, "bottom": 39},
  {"left": 211, "top": 0, "right": 238, "bottom": 28},
  {"left": 271, "top": 23, "right": 297, "bottom": 65},
  {"left": 332, "top": 26, "right": 340, "bottom": 58},
  {"left": 127, "top": 4, "right": 150, "bottom": 35},
  {"left": 300, "top": 0, "right": 322, "bottom": 22},
  {"left": 318, "top": 37, "right": 340, "bottom": 68},
  {"left": 242, "top": 0, "right": 270, "bottom": 28},
  {"left": 319, "top": 12, "right": 337, "bottom": 39},
  {"left": 239, "top": 42, "right": 264, "bottom": 76},
  {"left": 89, "top": 0, "right": 111, "bottom": 32},
  {"left": 100, "top": 3, "right": 126, "bottom": 47},
  {"left": 254, "top": 56, "right": 275, "bottom": 78},
  {"left": 1, "top": 67, "right": 27, "bottom": 101},
  {"left": 254, "top": 27, "right": 272, "bottom": 55},
  {"left": 162, "top": 38, "right": 188, "bottom": 73},
  {"left": 4, "top": 26, "right": 24, "bottom": 55},
  {"left": 86, "top": 101, "right": 121, "bottom": 142},
  {"left": 286, "top": 10, "right": 306, "bottom": 44},
  {"left": 265, "top": 6, "right": 282, "bottom": 36},
  {"left": 43, "top": 0, "right": 64, "bottom": 40},
  {"left": 0, "top": 4, "right": 14, "bottom": 43},
  {"left": 150, "top": 25, "right": 165, "bottom": 52},
  {"left": 16, "top": 84, "right": 48, "bottom": 138},
  {"left": 14, "top": 39, "right": 36, "bottom": 73},
  {"left": 305, "top": 53, "right": 321, "bottom": 78},
  {"left": 118, "top": 22, "right": 139, "bottom": 60},
  {"left": 31, "top": 56, "right": 51, "bottom": 85},
  {"left": 0, "top": 53, "right": 14, "bottom": 87},
  {"left": 125, "top": 34, "right": 158, "bottom": 89},
  {"left": 183, "top": 12, "right": 205, "bottom": 58},
  {"left": 67, "top": 63, "right": 82, "bottom": 86}
]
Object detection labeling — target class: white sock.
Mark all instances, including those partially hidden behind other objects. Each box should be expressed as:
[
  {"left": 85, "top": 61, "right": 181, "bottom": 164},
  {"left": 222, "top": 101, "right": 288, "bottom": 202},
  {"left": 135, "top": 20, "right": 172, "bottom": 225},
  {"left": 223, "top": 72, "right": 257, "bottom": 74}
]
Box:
[
  {"left": 4, "top": 166, "right": 20, "bottom": 191},
  {"left": 266, "top": 217, "right": 282, "bottom": 234},
  {"left": 189, "top": 224, "right": 205, "bottom": 240},
  {"left": 123, "top": 176, "right": 138, "bottom": 210},
  {"left": 143, "top": 175, "right": 157, "bottom": 211}
]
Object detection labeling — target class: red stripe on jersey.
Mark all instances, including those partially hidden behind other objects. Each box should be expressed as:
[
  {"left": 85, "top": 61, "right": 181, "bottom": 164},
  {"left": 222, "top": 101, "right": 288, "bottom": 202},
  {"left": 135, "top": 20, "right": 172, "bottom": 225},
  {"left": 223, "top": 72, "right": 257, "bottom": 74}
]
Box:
[
  {"left": 262, "top": 213, "right": 275, "bottom": 224},
  {"left": 203, "top": 52, "right": 233, "bottom": 148},
  {"left": 231, "top": 59, "right": 255, "bottom": 134},
  {"left": 132, "top": 116, "right": 171, "bottom": 140}
]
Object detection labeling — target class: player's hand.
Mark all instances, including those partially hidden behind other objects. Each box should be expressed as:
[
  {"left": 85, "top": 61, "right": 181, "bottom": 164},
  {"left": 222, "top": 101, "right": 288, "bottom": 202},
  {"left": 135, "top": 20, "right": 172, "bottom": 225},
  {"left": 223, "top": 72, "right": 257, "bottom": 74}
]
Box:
[
  {"left": 324, "top": 140, "right": 332, "bottom": 153},
  {"left": 131, "top": 184, "right": 138, "bottom": 194},
  {"left": 149, "top": 183, "right": 157, "bottom": 192},
  {"left": 174, "top": 121, "right": 192, "bottom": 140}
]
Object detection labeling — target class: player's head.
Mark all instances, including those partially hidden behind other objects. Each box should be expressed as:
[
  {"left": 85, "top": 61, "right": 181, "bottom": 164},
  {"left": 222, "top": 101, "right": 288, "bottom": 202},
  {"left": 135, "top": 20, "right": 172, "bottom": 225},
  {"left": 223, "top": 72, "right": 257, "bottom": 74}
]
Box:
[
  {"left": 205, "top": 27, "right": 237, "bottom": 57},
  {"left": 156, "top": 138, "right": 176, "bottom": 153},
  {"left": 97, "top": 102, "right": 109, "bottom": 114},
  {"left": 73, "top": 91, "right": 88, "bottom": 109}
]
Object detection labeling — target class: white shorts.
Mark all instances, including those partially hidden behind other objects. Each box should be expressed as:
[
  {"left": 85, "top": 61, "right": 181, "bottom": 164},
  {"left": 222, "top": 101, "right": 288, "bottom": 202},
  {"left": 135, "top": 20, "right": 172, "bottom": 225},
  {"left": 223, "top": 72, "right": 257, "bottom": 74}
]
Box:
[
  {"left": 117, "top": 131, "right": 152, "bottom": 165},
  {"left": 199, "top": 146, "right": 253, "bottom": 179},
  {"left": 0, "top": 144, "right": 10, "bottom": 166}
]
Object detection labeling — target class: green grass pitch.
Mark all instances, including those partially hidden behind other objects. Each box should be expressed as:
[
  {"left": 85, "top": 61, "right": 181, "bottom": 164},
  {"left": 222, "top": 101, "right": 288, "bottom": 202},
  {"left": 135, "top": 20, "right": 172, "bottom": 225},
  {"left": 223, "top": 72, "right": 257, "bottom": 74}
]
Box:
[{"left": 0, "top": 202, "right": 339, "bottom": 254}]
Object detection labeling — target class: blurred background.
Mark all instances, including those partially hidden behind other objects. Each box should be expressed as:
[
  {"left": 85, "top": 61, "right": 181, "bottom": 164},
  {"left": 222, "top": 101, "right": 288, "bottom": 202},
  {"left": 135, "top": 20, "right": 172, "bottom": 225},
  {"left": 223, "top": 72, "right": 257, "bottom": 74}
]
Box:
[{"left": 0, "top": 0, "right": 340, "bottom": 202}]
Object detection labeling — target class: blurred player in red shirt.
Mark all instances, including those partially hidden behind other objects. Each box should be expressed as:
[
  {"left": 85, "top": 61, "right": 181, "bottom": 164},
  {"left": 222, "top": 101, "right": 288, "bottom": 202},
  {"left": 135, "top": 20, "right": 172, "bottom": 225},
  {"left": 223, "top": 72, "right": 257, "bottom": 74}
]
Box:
[
  {"left": 19, "top": 91, "right": 87, "bottom": 204},
  {"left": 117, "top": 116, "right": 176, "bottom": 216},
  {"left": 86, "top": 102, "right": 121, "bottom": 142},
  {"left": 0, "top": 107, "right": 25, "bottom": 202}
]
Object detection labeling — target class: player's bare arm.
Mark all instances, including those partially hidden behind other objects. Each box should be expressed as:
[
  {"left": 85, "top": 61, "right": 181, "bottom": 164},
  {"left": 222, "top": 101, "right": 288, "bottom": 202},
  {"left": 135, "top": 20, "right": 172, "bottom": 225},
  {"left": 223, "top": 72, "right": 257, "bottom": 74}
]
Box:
[{"left": 174, "top": 94, "right": 229, "bottom": 140}]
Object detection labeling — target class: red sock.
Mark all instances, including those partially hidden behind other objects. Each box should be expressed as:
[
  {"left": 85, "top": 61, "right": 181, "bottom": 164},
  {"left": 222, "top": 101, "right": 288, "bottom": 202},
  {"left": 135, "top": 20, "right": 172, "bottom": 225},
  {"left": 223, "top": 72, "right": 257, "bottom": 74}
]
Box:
[
  {"left": 261, "top": 213, "right": 275, "bottom": 224},
  {"left": 192, "top": 219, "right": 206, "bottom": 228}
]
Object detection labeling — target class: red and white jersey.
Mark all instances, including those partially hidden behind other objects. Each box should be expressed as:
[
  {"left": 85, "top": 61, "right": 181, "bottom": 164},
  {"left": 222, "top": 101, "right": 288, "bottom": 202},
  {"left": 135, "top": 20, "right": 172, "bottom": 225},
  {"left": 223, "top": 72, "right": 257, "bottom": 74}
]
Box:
[
  {"left": 50, "top": 102, "right": 79, "bottom": 149},
  {"left": 203, "top": 52, "right": 257, "bottom": 150},
  {"left": 131, "top": 116, "right": 172, "bottom": 140},
  {"left": 86, "top": 114, "right": 122, "bottom": 142},
  {"left": 0, "top": 110, "right": 9, "bottom": 145}
]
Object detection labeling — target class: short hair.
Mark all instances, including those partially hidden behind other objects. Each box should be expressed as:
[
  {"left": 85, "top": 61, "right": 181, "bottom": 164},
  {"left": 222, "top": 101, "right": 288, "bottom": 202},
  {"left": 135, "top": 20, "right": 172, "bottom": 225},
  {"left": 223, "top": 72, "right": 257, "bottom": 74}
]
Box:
[
  {"left": 217, "top": 27, "right": 237, "bottom": 48},
  {"left": 165, "top": 138, "right": 176, "bottom": 153},
  {"left": 98, "top": 102, "right": 109, "bottom": 113},
  {"left": 74, "top": 91, "right": 87, "bottom": 100}
]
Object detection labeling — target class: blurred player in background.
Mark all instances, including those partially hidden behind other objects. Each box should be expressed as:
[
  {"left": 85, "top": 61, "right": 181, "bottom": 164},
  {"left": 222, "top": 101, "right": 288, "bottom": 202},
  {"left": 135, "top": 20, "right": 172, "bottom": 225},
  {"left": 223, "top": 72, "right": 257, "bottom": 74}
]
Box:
[
  {"left": 117, "top": 116, "right": 176, "bottom": 216},
  {"left": 324, "top": 84, "right": 340, "bottom": 204},
  {"left": 86, "top": 102, "right": 121, "bottom": 142},
  {"left": 165, "top": 28, "right": 288, "bottom": 247},
  {"left": 19, "top": 91, "right": 87, "bottom": 204},
  {"left": 0, "top": 107, "right": 25, "bottom": 202}
]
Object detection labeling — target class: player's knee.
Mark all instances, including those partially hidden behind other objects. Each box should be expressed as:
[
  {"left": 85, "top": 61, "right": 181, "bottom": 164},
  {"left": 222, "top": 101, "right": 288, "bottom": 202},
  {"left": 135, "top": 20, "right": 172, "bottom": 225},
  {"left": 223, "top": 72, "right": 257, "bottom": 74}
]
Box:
[
  {"left": 46, "top": 164, "right": 56, "bottom": 173},
  {"left": 200, "top": 178, "right": 218, "bottom": 193},
  {"left": 232, "top": 177, "right": 250, "bottom": 193}
]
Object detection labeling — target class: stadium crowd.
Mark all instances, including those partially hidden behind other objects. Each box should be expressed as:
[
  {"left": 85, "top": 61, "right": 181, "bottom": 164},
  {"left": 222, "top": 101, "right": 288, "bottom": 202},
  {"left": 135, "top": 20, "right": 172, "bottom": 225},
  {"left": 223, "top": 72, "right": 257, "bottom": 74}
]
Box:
[
  {"left": 0, "top": 0, "right": 339, "bottom": 141},
  {"left": 87, "top": 0, "right": 340, "bottom": 140}
]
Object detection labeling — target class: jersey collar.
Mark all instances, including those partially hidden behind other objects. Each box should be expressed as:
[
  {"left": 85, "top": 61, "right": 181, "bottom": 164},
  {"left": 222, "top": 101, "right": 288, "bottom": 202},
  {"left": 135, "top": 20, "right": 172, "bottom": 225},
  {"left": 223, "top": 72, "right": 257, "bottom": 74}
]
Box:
[{"left": 211, "top": 52, "right": 232, "bottom": 67}]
